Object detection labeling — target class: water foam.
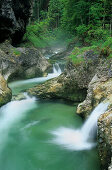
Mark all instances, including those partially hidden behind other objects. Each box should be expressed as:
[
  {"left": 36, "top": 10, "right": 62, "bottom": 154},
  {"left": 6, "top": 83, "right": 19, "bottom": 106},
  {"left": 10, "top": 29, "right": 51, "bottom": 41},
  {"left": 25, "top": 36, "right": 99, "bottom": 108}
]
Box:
[
  {"left": 0, "top": 94, "right": 36, "bottom": 151},
  {"left": 50, "top": 102, "right": 109, "bottom": 151},
  {"left": 9, "top": 63, "right": 62, "bottom": 87}
]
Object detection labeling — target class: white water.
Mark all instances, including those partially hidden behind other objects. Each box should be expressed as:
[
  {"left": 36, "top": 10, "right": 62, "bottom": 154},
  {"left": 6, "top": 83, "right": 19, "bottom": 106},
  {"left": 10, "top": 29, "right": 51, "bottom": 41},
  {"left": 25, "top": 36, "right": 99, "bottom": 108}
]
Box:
[
  {"left": 0, "top": 94, "right": 36, "bottom": 152},
  {"left": 53, "top": 63, "right": 62, "bottom": 75},
  {"left": 51, "top": 102, "right": 109, "bottom": 151},
  {"left": 9, "top": 63, "right": 62, "bottom": 87},
  {"left": 0, "top": 64, "right": 62, "bottom": 152}
]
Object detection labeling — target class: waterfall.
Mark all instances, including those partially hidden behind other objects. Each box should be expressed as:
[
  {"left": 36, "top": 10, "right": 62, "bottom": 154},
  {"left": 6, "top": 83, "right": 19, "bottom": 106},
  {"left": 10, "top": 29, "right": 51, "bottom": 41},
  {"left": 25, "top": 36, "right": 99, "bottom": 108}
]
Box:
[
  {"left": 81, "top": 102, "right": 109, "bottom": 141},
  {"left": 53, "top": 63, "right": 62, "bottom": 75},
  {"left": 51, "top": 102, "right": 109, "bottom": 151},
  {"left": 9, "top": 63, "right": 62, "bottom": 87},
  {"left": 0, "top": 94, "right": 36, "bottom": 152}
]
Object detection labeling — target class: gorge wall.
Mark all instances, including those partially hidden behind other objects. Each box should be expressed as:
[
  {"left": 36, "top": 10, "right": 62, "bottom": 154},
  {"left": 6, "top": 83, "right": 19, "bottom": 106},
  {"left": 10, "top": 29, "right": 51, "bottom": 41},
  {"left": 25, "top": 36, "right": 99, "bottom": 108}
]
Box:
[
  {"left": 0, "top": 0, "right": 33, "bottom": 44},
  {"left": 0, "top": 41, "right": 51, "bottom": 81}
]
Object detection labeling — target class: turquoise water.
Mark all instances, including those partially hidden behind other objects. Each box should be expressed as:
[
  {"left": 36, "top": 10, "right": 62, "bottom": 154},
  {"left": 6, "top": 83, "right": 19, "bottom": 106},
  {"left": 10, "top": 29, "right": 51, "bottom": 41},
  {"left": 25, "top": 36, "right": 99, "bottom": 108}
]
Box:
[{"left": 0, "top": 78, "right": 100, "bottom": 170}]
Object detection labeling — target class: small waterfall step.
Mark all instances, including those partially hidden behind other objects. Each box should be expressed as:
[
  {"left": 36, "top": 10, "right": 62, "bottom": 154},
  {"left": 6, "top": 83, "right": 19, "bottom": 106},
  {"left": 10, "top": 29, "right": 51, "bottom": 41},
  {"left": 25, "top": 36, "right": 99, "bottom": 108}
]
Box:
[
  {"left": 9, "top": 63, "right": 62, "bottom": 88},
  {"left": 50, "top": 102, "right": 109, "bottom": 151},
  {"left": 53, "top": 63, "right": 62, "bottom": 75}
]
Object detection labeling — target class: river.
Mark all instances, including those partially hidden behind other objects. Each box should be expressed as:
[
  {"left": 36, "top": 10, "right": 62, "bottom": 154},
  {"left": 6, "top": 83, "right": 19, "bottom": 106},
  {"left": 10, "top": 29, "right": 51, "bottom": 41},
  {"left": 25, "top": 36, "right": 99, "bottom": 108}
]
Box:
[{"left": 0, "top": 65, "right": 100, "bottom": 170}]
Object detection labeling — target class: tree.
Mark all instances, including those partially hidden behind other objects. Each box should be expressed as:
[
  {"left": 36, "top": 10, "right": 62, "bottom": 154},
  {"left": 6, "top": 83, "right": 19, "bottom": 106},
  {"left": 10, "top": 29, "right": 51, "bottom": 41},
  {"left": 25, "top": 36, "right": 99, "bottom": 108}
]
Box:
[{"left": 48, "top": 0, "right": 63, "bottom": 28}]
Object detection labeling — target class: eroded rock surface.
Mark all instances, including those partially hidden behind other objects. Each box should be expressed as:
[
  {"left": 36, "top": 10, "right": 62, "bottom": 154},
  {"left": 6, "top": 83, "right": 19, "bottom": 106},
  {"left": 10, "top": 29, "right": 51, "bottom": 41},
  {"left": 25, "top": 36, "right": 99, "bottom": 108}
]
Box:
[
  {"left": 77, "top": 59, "right": 112, "bottom": 117},
  {"left": 98, "top": 109, "right": 112, "bottom": 170},
  {"left": 76, "top": 59, "right": 112, "bottom": 169},
  {"left": 0, "top": 0, "right": 33, "bottom": 44},
  {"left": 0, "top": 73, "right": 12, "bottom": 106},
  {"left": 0, "top": 41, "right": 51, "bottom": 81},
  {"left": 28, "top": 50, "right": 100, "bottom": 101}
]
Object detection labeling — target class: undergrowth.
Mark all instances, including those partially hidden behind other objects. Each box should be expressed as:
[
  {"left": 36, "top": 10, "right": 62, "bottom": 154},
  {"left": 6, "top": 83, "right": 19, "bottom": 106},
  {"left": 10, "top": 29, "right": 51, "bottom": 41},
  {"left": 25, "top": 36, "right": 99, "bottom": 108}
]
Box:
[{"left": 69, "top": 37, "right": 112, "bottom": 64}]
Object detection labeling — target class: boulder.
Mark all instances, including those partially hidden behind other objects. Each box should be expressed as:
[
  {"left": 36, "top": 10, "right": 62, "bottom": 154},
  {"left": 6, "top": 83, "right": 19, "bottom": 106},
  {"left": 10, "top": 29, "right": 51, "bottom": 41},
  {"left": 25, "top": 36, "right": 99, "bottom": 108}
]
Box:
[{"left": 0, "top": 41, "right": 51, "bottom": 81}]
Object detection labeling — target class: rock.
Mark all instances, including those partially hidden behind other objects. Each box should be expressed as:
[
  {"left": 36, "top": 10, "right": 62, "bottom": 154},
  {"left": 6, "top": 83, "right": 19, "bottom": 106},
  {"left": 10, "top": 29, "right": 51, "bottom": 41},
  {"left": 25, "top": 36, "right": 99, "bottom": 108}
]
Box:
[
  {"left": 0, "top": 73, "right": 12, "bottom": 106},
  {"left": 27, "top": 54, "right": 99, "bottom": 102},
  {"left": 76, "top": 58, "right": 112, "bottom": 169},
  {"left": 0, "top": 41, "right": 51, "bottom": 81},
  {"left": 98, "top": 109, "right": 112, "bottom": 170},
  {"left": 12, "top": 93, "right": 26, "bottom": 101},
  {"left": 76, "top": 59, "right": 112, "bottom": 117},
  {"left": 28, "top": 49, "right": 112, "bottom": 169},
  {"left": 0, "top": 0, "right": 33, "bottom": 44},
  {"left": 49, "top": 48, "right": 71, "bottom": 64}
]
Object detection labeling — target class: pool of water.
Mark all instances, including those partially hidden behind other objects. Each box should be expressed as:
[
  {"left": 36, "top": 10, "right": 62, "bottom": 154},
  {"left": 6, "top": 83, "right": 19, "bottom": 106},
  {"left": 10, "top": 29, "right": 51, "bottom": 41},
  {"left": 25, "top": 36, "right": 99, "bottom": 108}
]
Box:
[{"left": 0, "top": 77, "right": 100, "bottom": 170}]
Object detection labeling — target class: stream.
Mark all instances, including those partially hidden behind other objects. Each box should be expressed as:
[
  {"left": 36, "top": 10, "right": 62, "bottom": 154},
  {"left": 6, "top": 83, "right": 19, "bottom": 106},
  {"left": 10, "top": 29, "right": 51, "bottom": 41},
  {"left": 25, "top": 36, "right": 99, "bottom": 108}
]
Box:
[{"left": 0, "top": 64, "right": 100, "bottom": 170}]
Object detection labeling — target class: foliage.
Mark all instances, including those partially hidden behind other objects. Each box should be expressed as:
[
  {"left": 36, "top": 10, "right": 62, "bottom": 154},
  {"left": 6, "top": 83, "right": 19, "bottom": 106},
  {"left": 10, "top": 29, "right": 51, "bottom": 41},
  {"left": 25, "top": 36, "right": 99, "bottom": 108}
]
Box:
[
  {"left": 23, "top": 0, "right": 112, "bottom": 49},
  {"left": 23, "top": 19, "right": 73, "bottom": 48},
  {"left": 100, "top": 37, "right": 112, "bottom": 58},
  {"left": 69, "top": 47, "right": 86, "bottom": 64},
  {"left": 11, "top": 48, "right": 21, "bottom": 56},
  {"left": 23, "top": 19, "right": 51, "bottom": 48},
  {"left": 69, "top": 37, "right": 112, "bottom": 65},
  {"left": 48, "top": 0, "right": 64, "bottom": 28}
]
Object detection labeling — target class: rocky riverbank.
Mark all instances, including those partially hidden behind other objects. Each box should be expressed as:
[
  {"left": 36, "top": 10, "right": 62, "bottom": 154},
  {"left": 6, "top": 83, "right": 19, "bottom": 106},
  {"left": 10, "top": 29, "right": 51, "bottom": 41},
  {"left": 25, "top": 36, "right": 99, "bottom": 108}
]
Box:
[
  {"left": 0, "top": 41, "right": 51, "bottom": 81},
  {"left": 28, "top": 49, "right": 112, "bottom": 169},
  {"left": 28, "top": 50, "right": 100, "bottom": 102},
  {"left": 76, "top": 59, "right": 112, "bottom": 169}
]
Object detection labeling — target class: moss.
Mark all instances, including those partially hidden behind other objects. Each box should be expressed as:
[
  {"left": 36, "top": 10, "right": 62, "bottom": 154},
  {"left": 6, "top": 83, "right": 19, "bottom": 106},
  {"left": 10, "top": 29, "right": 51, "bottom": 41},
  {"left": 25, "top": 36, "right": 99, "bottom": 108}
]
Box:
[{"left": 11, "top": 48, "right": 21, "bottom": 57}]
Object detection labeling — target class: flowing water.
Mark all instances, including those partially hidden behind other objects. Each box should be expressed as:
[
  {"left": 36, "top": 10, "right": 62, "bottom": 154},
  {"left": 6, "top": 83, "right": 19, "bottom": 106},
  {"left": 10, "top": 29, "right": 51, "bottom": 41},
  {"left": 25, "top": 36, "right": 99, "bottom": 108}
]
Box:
[
  {"left": 0, "top": 64, "right": 101, "bottom": 170},
  {"left": 51, "top": 102, "right": 109, "bottom": 151}
]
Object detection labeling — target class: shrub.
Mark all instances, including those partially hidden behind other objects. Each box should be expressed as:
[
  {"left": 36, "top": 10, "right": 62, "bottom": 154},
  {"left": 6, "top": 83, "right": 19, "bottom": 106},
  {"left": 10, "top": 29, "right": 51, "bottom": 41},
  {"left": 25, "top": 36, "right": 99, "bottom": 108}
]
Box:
[{"left": 100, "top": 37, "right": 112, "bottom": 58}]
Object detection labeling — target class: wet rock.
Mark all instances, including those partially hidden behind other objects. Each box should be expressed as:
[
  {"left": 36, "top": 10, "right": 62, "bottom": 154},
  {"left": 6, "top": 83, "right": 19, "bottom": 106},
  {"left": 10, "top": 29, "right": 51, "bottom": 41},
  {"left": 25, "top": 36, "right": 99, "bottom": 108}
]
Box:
[
  {"left": 0, "top": 41, "right": 51, "bottom": 81},
  {"left": 76, "top": 59, "right": 112, "bottom": 117},
  {"left": 98, "top": 109, "right": 112, "bottom": 170},
  {"left": 76, "top": 58, "right": 112, "bottom": 169},
  {"left": 27, "top": 56, "right": 99, "bottom": 102},
  {"left": 27, "top": 47, "right": 112, "bottom": 169},
  {"left": 12, "top": 93, "right": 26, "bottom": 101},
  {"left": 0, "top": 73, "right": 12, "bottom": 106}
]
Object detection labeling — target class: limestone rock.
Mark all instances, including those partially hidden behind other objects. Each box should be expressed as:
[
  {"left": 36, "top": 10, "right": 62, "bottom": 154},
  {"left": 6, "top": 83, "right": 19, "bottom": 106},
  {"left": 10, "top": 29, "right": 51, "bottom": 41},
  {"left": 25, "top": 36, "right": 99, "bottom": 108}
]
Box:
[
  {"left": 76, "top": 59, "right": 112, "bottom": 169},
  {"left": 0, "top": 0, "right": 33, "bottom": 44},
  {"left": 0, "top": 41, "right": 51, "bottom": 81},
  {"left": 76, "top": 59, "right": 112, "bottom": 117},
  {"left": 0, "top": 74, "right": 12, "bottom": 106},
  {"left": 98, "top": 109, "right": 112, "bottom": 170}
]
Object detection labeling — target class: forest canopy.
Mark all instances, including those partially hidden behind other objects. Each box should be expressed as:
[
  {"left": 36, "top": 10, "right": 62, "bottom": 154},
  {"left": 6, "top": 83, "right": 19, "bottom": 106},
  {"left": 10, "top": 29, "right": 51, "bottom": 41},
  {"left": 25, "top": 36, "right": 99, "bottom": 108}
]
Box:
[{"left": 23, "top": 0, "right": 112, "bottom": 48}]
